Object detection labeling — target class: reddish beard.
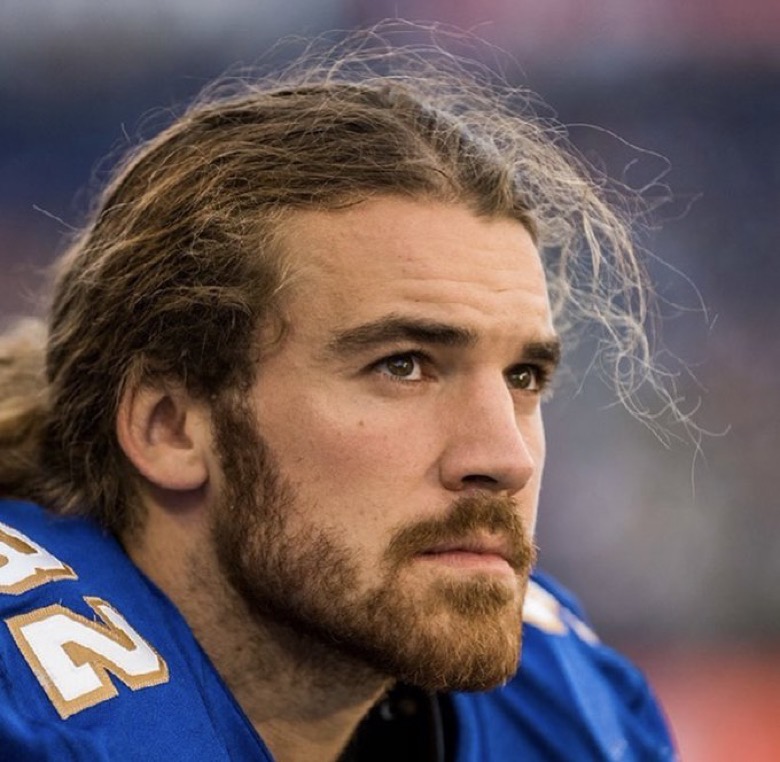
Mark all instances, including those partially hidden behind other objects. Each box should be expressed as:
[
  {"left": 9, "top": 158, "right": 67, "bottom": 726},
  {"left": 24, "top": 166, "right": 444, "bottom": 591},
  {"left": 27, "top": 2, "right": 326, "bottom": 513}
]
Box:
[{"left": 210, "top": 395, "right": 536, "bottom": 692}]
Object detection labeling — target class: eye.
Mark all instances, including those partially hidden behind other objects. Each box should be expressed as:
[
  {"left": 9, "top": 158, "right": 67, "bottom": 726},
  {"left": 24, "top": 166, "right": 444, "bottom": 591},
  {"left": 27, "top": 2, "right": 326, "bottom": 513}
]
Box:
[
  {"left": 374, "top": 353, "right": 424, "bottom": 381},
  {"left": 506, "top": 364, "right": 544, "bottom": 392}
]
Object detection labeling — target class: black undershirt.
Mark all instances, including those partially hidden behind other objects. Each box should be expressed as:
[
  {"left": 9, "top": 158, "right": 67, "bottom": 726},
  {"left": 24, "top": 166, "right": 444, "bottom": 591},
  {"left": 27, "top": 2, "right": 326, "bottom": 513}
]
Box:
[{"left": 339, "top": 684, "right": 457, "bottom": 762}]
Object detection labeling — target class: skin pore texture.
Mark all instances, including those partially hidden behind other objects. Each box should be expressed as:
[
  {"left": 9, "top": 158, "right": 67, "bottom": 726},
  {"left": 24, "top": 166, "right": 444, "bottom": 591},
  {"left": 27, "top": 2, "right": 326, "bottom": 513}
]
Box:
[{"left": 122, "top": 197, "right": 559, "bottom": 762}]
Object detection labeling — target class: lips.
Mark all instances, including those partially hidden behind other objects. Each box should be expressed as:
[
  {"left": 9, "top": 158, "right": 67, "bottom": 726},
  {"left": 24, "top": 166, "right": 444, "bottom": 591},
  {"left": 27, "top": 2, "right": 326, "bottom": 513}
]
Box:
[{"left": 418, "top": 534, "right": 518, "bottom": 572}]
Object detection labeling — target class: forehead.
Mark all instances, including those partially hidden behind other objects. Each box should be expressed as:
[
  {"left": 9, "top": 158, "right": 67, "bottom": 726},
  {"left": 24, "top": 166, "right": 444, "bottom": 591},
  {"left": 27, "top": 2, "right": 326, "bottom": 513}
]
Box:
[{"left": 277, "top": 197, "right": 552, "bottom": 338}]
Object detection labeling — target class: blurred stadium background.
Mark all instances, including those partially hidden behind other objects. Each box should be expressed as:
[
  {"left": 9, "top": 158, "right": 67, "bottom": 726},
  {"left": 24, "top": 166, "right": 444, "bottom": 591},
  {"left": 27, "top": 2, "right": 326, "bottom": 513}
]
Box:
[{"left": 1, "top": 1, "right": 778, "bottom": 758}]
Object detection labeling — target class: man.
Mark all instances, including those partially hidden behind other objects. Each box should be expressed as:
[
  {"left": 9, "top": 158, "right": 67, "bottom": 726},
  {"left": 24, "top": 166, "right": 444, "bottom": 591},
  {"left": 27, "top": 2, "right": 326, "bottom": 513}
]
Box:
[{"left": 0, "top": 33, "right": 677, "bottom": 761}]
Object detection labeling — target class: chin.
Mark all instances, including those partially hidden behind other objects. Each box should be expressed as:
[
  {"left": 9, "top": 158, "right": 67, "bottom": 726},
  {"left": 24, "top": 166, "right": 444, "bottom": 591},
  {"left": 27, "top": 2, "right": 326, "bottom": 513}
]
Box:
[{"left": 347, "top": 575, "right": 526, "bottom": 693}]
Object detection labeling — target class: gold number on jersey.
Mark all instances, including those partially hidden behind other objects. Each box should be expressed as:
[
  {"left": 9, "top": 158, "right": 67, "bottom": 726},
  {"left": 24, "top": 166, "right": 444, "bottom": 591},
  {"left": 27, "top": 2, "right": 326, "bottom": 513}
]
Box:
[
  {"left": 522, "top": 580, "right": 599, "bottom": 644},
  {"left": 6, "top": 597, "right": 170, "bottom": 719},
  {"left": 0, "top": 521, "right": 77, "bottom": 595}
]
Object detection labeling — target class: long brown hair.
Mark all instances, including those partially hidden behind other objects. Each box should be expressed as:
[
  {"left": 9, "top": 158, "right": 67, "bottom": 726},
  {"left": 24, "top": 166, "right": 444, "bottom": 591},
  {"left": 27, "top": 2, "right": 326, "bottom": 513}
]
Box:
[{"left": 0, "top": 28, "right": 659, "bottom": 533}]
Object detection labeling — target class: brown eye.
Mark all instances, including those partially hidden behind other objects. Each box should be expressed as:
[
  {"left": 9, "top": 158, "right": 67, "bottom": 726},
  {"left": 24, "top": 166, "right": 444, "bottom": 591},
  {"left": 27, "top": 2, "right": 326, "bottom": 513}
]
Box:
[
  {"left": 377, "top": 354, "right": 422, "bottom": 380},
  {"left": 506, "top": 365, "right": 539, "bottom": 391}
]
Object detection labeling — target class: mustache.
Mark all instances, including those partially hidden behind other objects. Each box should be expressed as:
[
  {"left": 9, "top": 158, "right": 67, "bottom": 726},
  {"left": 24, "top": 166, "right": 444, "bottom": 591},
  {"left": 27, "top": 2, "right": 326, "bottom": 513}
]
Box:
[{"left": 385, "top": 493, "right": 536, "bottom": 573}]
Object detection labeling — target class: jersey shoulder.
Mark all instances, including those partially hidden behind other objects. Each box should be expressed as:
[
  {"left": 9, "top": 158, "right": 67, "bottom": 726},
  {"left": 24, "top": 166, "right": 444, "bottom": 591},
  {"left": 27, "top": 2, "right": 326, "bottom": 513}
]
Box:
[
  {"left": 449, "top": 569, "right": 678, "bottom": 762},
  {"left": 0, "top": 499, "right": 270, "bottom": 761}
]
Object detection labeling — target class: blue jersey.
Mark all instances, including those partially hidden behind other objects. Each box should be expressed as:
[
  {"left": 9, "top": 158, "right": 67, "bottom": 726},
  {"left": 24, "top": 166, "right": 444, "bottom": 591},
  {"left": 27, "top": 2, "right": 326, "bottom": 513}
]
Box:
[{"left": 0, "top": 499, "right": 676, "bottom": 760}]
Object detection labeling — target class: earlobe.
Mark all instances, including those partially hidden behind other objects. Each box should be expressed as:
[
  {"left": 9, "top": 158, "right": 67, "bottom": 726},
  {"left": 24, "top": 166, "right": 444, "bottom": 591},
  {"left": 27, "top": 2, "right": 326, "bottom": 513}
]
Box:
[{"left": 116, "top": 384, "right": 210, "bottom": 492}]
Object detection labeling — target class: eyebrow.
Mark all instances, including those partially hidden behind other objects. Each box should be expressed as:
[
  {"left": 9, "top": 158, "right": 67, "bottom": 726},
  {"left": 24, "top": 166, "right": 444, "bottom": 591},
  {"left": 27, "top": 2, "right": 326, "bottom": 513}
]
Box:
[
  {"left": 326, "top": 314, "right": 561, "bottom": 367},
  {"left": 327, "top": 316, "right": 477, "bottom": 355},
  {"left": 523, "top": 338, "right": 562, "bottom": 368}
]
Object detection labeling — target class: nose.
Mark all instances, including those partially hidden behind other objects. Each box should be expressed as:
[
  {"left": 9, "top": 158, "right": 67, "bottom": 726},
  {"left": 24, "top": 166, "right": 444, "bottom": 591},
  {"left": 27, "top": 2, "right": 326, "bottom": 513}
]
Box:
[{"left": 438, "top": 375, "right": 540, "bottom": 496}]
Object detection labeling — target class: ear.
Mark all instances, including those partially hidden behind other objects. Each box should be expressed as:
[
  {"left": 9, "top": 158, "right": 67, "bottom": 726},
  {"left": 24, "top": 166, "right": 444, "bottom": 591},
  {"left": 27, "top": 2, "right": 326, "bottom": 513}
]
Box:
[{"left": 116, "top": 383, "right": 210, "bottom": 492}]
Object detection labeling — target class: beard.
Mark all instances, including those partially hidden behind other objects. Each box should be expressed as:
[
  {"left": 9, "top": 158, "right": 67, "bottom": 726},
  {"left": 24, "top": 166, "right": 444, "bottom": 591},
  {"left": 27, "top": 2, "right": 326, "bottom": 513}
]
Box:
[{"left": 209, "top": 395, "right": 537, "bottom": 693}]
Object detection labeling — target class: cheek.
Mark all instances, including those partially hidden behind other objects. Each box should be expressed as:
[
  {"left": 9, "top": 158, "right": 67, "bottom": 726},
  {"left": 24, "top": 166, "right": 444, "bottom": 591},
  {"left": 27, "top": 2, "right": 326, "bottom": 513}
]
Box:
[
  {"left": 269, "top": 406, "right": 437, "bottom": 574},
  {"left": 263, "top": 396, "right": 437, "bottom": 506},
  {"left": 314, "top": 418, "right": 429, "bottom": 490}
]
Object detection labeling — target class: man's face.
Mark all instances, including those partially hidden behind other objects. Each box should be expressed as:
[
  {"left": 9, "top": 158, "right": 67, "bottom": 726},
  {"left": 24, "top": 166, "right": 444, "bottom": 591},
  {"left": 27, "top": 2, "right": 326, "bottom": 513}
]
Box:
[{"left": 212, "top": 197, "right": 557, "bottom": 691}]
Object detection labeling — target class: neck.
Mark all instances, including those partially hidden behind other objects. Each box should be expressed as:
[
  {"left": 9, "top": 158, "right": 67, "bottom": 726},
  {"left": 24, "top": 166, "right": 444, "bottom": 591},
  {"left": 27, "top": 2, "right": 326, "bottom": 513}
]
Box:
[
  {"left": 186, "top": 566, "right": 390, "bottom": 762},
  {"left": 125, "top": 513, "right": 390, "bottom": 762}
]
